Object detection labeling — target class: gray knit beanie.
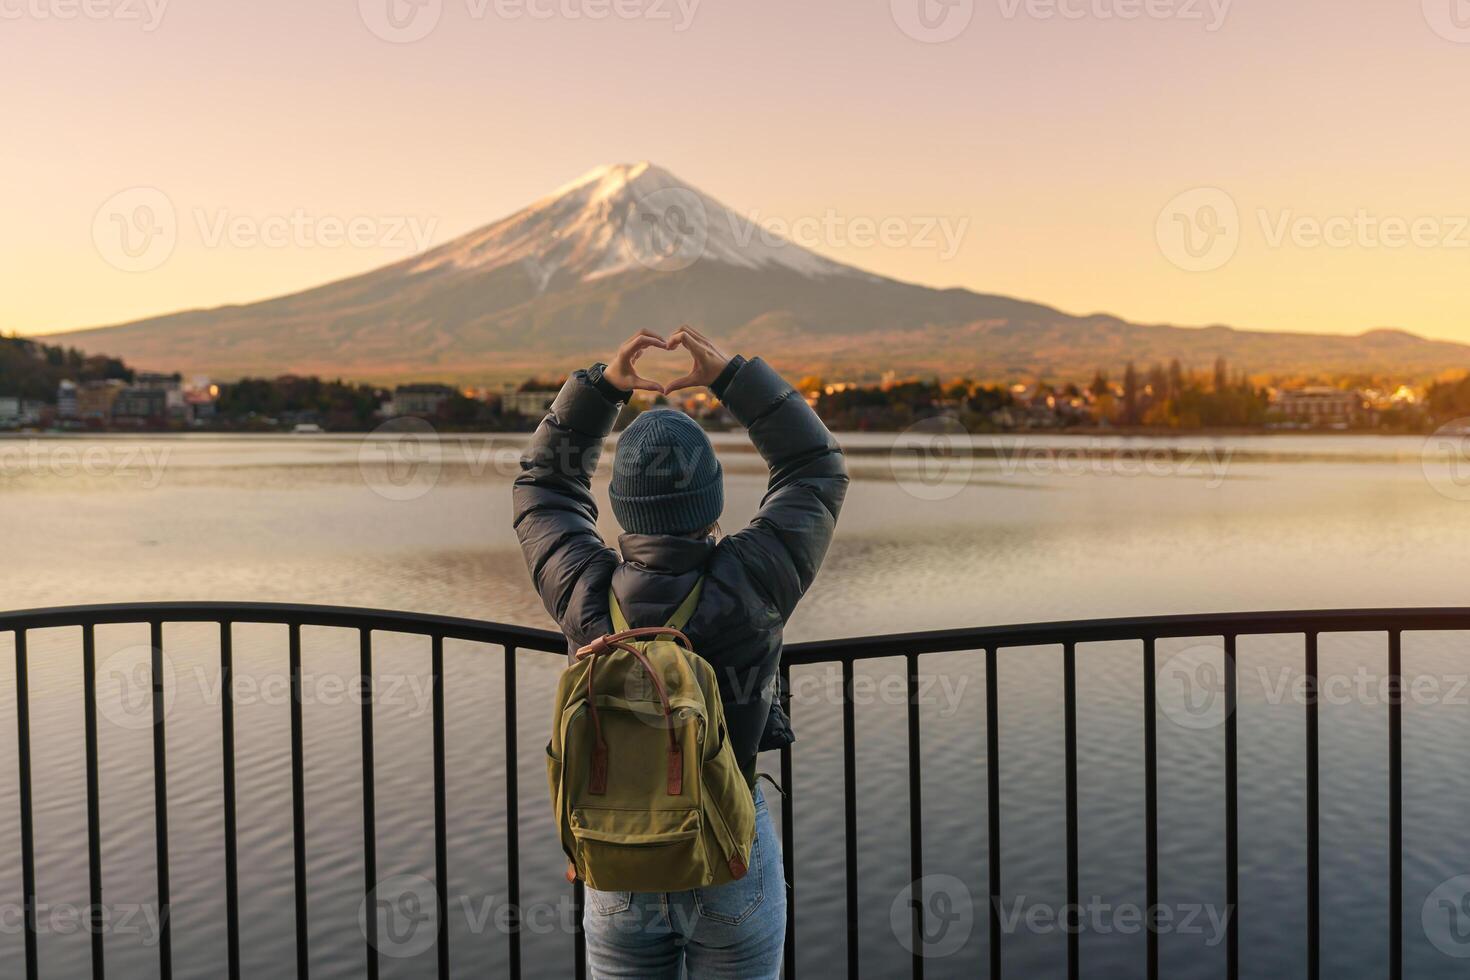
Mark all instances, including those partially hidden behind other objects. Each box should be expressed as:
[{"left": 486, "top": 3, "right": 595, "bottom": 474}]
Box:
[{"left": 609, "top": 409, "right": 723, "bottom": 535}]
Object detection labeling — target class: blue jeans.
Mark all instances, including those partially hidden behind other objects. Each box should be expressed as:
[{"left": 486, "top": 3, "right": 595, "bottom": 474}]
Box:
[{"left": 584, "top": 789, "right": 785, "bottom": 980}]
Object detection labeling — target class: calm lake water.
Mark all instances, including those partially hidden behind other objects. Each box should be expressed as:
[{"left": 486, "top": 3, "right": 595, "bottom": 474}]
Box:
[{"left": 4, "top": 430, "right": 1470, "bottom": 979}]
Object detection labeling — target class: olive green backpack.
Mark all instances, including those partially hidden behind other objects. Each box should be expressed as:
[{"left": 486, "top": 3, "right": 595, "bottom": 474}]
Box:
[{"left": 546, "top": 578, "right": 757, "bottom": 892}]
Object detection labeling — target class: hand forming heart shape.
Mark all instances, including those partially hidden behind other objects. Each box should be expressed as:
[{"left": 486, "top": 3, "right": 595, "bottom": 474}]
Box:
[{"left": 603, "top": 325, "right": 731, "bottom": 396}]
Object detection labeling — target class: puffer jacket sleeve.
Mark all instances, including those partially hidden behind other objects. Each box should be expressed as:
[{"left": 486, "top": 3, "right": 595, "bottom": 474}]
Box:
[
  {"left": 719, "top": 357, "right": 848, "bottom": 621},
  {"left": 512, "top": 368, "right": 622, "bottom": 640}
]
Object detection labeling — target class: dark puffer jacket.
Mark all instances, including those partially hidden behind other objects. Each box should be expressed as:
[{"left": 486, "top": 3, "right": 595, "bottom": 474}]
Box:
[{"left": 513, "top": 356, "right": 847, "bottom": 776}]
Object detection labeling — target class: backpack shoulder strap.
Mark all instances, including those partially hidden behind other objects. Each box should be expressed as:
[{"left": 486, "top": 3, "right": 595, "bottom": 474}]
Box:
[
  {"left": 609, "top": 587, "right": 631, "bottom": 633},
  {"left": 607, "top": 575, "right": 705, "bottom": 635},
  {"left": 664, "top": 576, "right": 704, "bottom": 632}
]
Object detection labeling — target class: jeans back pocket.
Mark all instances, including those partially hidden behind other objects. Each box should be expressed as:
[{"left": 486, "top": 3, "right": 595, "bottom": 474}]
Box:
[
  {"left": 587, "top": 888, "right": 633, "bottom": 916},
  {"left": 692, "top": 830, "right": 765, "bottom": 925}
]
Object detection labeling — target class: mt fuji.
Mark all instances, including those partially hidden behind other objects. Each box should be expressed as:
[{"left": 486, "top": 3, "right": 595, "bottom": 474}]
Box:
[{"left": 53, "top": 163, "right": 1470, "bottom": 382}]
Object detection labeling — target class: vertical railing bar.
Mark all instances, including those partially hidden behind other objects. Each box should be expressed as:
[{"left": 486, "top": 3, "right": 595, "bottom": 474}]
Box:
[
  {"left": 289, "top": 623, "right": 309, "bottom": 979},
  {"left": 504, "top": 646, "right": 522, "bottom": 980},
  {"left": 1388, "top": 629, "right": 1402, "bottom": 980},
  {"left": 1063, "top": 641, "right": 1079, "bottom": 980},
  {"left": 149, "top": 625, "right": 173, "bottom": 975},
  {"left": 780, "top": 662, "right": 796, "bottom": 980},
  {"left": 1304, "top": 632, "right": 1319, "bottom": 980},
  {"left": 841, "top": 658, "right": 859, "bottom": 980},
  {"left": 16, "top": 629, "right": 38, "bottom": 980},
  {"left": 573, "top": 878, "right": 587, "bottom": 980},
  {"left": 906, "top": 652, "right": 925, "bottom": 980},
  {"left": 985, "top": 646, "right": 1002, "bottom": 980},
  {"left": 150, "top": 621, "right": 173, "bottom": 980},
  {"left": 1143, "top": 637, "right": 1159, "bottom": 980},
  {"left": 359, "top": 629, "right": 379, "bottom": 980},
  {"left": 1224, "top": 634, "right": 1239, "bottom": 980},
  {"left": 432, "top": 634, "right": 450, "bottom": 980},
  {"left": 221, "top": 623, "right": 241, "bottom": 980},
  {"left": 82, "top": 625, "right": 105, "bottom": 980}
]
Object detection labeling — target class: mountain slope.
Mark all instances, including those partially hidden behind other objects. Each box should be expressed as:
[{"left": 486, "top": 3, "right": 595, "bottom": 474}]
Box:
[{"left": 52, "top": 163, "right": 1470, "bottom": 382}]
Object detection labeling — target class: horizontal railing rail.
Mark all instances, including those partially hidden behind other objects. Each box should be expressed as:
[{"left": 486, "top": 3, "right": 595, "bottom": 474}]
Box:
[{"left": 5, "top": 601, "right": 1465, "bottom": 980}]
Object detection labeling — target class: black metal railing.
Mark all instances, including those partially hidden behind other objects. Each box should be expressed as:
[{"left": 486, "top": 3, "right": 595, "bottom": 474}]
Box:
[{"left": 3, "top": 602, "right": 1465, "bottom": 980}]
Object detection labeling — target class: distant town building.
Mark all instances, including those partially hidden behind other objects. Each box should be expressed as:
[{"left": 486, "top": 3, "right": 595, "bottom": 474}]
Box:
[
  {"left": 500, "top": 383, "right": 557, "bottom": 417},
  {"left": 184, "top": 385, "right": 218, "bottom": 424},
  {"left": 1270, "top": 386, "right": 1365, "bottom": 427},
  {"left": 77, "top": 379, "right": 126, "bottom": 420},
  {"left": 1, "top": 398, "right": 48, "bottom": 426},
  {"left": 113, "top": 386, "right": 169, "bottom": 421},
  {"left": 57, "top": 380, "right": 79, "bottom": 420},
  {"left": 393, "top": 383, "right": 456, "bottom": 417},
  {"left": 135, "top": 372, "right": 186, "bottom": 418}
]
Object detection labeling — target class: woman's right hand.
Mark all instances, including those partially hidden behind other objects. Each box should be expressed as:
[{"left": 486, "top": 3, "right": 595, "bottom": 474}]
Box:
[
  {"left": 604, "top": 330, "right": 672, "bottom": 394},
  {"left": 665, "top": 325, "right": 731, "bottom": 393}
]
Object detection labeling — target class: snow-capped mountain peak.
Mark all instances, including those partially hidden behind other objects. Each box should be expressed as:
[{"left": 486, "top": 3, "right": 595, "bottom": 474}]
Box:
[{"left": 411, "top": 162, "right": 866, "bottom": 286}]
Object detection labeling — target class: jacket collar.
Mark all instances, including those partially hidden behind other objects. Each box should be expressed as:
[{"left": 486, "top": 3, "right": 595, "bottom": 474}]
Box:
[{"left": 618, "top": 533, "right": 715, "bottom": 573}]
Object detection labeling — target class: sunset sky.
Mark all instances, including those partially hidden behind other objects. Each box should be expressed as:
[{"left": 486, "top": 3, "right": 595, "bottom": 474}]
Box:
[{"left": 6, "top": 0, "right": 1470, "bottom": 343}]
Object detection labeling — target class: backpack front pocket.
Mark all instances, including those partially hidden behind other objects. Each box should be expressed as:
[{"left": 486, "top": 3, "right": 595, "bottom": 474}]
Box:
[{"left": 570, "top": 806, "right": 710, "bottom": 892}]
